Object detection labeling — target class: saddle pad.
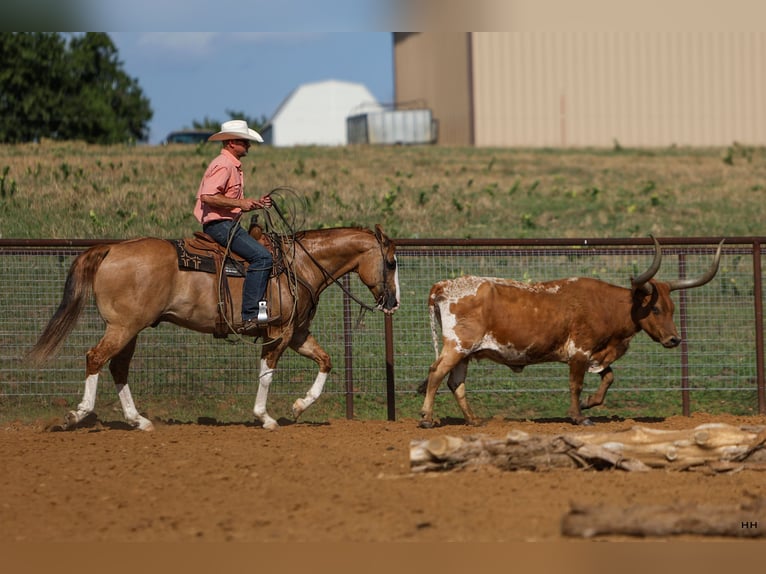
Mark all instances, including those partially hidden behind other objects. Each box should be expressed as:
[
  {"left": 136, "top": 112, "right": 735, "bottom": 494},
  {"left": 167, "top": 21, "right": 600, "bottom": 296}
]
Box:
[{"left": 171, "top": 239, "right": 245, "bottom": 277}]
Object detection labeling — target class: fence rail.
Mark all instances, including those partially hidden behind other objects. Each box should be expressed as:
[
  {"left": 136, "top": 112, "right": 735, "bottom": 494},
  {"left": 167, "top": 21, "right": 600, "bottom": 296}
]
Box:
[{"left": 1, "top": 236, "right": 764, "bottom": 421}]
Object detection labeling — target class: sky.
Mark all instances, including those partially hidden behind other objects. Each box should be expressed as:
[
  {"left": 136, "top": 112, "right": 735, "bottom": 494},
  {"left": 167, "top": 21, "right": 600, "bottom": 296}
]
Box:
[
  {"left": 109, "top": 32, "right": 395, "bottom": 144},
  {"left": 2, "top": 0, "right": 408, "bottom": 144}
]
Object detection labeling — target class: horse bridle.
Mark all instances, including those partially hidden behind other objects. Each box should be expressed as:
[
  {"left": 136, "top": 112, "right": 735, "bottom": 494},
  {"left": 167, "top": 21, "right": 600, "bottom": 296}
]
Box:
[
  {"left": 374, "top": 236, "right": 396, "bottom": 310},
  {"left": 265, "top": 196, "right": 386, "bottom": 316},
  {"left": 292, "top": 232, "right": 384, "bottom": 314}
]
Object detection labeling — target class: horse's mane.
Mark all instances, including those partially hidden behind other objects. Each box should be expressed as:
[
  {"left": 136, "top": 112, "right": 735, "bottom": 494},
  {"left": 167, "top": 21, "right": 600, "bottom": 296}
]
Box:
[{"left": 290, "top": 226, "right": 373, "bottom": 241}]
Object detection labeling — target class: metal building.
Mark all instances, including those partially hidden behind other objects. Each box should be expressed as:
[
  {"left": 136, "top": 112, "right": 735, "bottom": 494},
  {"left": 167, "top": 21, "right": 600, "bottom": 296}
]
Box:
[{"left": 394, "top": 31, "right": 766, "bottom": 147}]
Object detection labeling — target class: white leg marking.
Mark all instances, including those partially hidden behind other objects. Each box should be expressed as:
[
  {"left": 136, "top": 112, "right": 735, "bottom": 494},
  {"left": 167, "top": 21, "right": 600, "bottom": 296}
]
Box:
[
  {"left": 66, "top": 373, "right": 99, "bottom": 427},
  {"left": 116, "top": 383, "right": 154, "bottom": 431},
  {"left": 292, "top": 371, "right": 328, "bottom": 419},
  {"left": 393, "top": 262, "right": 401, "bottom": 310},
  {"left": 254, "top": 358, "right": 278, "bottom": 430}
]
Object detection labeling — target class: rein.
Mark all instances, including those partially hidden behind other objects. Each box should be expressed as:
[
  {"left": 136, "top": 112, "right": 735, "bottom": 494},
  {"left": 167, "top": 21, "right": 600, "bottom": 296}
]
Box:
[
  {"left": 293, "top": 236, "right": 380, "bottom": 313},
  {"left": 213, "top": 187, "right": 387, "bottom": 338},
  {"left": 264, "top": 191, "right": 384, "bottom": 319}
]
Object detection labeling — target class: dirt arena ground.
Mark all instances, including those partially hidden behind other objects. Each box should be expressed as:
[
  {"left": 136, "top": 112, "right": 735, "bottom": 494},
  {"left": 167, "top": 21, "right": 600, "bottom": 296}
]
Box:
[{"left": 2, "top": 410, "right": 765, "bottom": 547}]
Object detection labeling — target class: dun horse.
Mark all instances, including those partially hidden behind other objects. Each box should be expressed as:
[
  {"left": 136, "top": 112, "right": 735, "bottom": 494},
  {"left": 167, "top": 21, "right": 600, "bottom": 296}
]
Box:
[{"left": 27, "top": 225, "right": 400, "bottom": 430}]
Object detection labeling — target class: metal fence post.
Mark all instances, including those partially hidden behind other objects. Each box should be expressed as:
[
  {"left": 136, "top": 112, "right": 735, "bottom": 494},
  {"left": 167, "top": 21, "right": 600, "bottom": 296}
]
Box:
[
  {"left": 753, "top": 240, "right": 765, "bottom": 414},
  {"left": 342, "top": 274, "right": 354, "bottom": 419},
  {"left": 385, "top": 313, "right": 395, "bottom": 421},
  {"left": 677, "top": 252, "right": 691, "bottom": 416}
]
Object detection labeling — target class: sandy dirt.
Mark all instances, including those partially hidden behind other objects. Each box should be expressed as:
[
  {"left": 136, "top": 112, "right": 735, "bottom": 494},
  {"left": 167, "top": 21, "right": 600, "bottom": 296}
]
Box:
[{"left": 1, "top": 411, "right": 765, "bottom": 543}]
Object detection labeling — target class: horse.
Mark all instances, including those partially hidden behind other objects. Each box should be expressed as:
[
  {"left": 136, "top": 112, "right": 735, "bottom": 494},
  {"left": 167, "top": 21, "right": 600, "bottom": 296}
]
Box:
[{"left": 26, "top": 224, "right": 400, "bottom": 431}]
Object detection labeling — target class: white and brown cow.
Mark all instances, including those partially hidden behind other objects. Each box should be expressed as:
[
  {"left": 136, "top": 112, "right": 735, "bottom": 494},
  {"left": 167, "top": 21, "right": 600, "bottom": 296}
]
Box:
[{"left": 418, "top": 237, "right": 724, "bottom": 427}]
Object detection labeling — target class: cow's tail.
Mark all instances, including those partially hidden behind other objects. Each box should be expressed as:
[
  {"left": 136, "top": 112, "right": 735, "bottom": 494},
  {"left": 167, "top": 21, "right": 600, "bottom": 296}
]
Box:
[
  {"left": 417, "top": 286, "right": 444, "bottom": 395},
  {"left": 25, "top": 245, "right": 111, "bottom": 365},
  {"left": 429, "top": 294, "right": 442, "bottom": 361}
]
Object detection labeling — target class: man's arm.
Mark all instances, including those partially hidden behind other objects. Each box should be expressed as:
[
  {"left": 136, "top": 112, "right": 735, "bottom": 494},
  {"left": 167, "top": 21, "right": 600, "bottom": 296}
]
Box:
[{"left": 200, "top": 194, "right": 271, "bottom": 211}]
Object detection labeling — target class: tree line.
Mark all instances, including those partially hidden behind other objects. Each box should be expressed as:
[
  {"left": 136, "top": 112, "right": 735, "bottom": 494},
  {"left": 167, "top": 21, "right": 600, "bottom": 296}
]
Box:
[{"left": 0, "top": 32, "right": 152, "bottom": 144}]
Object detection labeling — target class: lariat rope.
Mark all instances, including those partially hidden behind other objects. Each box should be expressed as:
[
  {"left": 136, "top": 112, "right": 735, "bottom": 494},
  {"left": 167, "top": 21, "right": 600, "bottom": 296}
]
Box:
[
  {"left": 216, "top": 186, "right": 384, "bottom": 341},
  {"left": 264, "top": 187, "right": 381, "bottom": 318}
]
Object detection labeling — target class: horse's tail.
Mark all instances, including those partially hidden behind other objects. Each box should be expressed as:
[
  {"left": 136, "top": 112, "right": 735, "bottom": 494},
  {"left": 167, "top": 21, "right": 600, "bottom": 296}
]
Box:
[
  {"left": 417, "top": 284, "right": 444, "bottom": 395},
  {"left": 25, "top": 245, "right": 111, "bottom": 364}
]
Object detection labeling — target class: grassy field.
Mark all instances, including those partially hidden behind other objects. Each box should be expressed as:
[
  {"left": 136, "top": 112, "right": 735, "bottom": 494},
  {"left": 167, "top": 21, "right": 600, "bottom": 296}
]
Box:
[
  {"left": 1, "top": 140, "right": 764, "bottom": 240},
  {"left": 1, "top": 141, "right": 764, "bottom": 424}
]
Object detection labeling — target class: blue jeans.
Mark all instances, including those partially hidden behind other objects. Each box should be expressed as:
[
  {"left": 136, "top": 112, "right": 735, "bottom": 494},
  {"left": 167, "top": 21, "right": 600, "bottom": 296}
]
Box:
[{"left": 203, "top": 219, "right": 273, "bottom": 321}]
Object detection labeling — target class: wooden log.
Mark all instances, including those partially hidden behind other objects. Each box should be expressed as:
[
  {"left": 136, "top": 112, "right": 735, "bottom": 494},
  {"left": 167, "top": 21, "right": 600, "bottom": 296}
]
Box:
[
  {"left": 409, "top": 423, "right": 766, "bottom": 473},
  {"left": 561, "top": 497, "right": 766, "bottom": 538}
]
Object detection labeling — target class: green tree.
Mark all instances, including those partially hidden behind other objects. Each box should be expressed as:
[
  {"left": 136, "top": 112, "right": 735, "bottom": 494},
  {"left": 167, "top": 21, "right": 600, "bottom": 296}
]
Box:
[
  {"left": 191, "top": 110, "right": 269, "bottom": 133},
  {"left": 0, "top": 32, "right": 152, "bottom": 144}
]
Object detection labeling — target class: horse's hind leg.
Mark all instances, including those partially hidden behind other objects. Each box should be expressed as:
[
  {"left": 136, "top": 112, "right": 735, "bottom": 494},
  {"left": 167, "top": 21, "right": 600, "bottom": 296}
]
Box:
[
  {"left": 289, "top": 334, "right": 332, "bottom": 420},
  {"left": 65, "top": 331, "right": 122, "bottom": 428},
  {"left": 65, "top": 373, "right": 99, "bottom": 429},
  {"left": 66, "top": 328, "right": 152, "bottom": 431},
  {"left": 109, "top": 336, "right": 154, "bottom": 431}
]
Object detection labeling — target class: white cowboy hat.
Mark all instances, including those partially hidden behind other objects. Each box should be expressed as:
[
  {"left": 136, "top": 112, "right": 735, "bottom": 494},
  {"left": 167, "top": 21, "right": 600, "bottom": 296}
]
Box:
[{"left": 208, "top": 119, "right": 264, "bottom": 143}]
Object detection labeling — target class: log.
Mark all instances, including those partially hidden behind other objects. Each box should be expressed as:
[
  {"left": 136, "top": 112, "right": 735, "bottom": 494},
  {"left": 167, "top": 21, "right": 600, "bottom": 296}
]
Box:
[
  {"left": 561, "top": 496, "right": 766, "bottom": 538},
  {"left": 409, "top": 423, "right": 766, "bottom": 473}
]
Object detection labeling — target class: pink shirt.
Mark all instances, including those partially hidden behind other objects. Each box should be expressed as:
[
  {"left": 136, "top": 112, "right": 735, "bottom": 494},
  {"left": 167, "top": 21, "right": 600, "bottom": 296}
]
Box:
[{"left": 193, "top": 149, "right": 244, "bottom": 224}]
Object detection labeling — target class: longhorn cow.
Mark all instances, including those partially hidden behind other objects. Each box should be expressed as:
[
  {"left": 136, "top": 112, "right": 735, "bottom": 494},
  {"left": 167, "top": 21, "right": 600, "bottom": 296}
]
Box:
[{"left": 418, "top": 238, "right": 724, "bottom": 427}]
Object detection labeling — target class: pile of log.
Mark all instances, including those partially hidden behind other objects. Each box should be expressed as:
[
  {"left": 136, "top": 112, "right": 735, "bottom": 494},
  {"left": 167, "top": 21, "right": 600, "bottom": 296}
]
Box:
[
  {"left": 410, "top": 423, "right": 766, "bottom": 538},
  {"left": 561, "top": 496, "right": 766, "bottom": 538},
  {"left": 409, "top": 423, "right": 766, "bottom": 473}
]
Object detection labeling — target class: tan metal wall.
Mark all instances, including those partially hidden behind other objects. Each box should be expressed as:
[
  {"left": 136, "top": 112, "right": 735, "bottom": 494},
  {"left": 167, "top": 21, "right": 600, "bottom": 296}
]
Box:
[
  {"left": 393, "top": 32, "right": 473, "bottom": 145},
  {"left": 394, "top": 29, "right": 766, "bottom": 147},
  {"left": 471, "top": 32, "right": 766, "bottom": 147}
]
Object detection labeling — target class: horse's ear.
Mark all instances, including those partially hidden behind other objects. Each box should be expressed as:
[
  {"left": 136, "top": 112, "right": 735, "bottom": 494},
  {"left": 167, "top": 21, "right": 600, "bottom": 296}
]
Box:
[{"left": 374, "top": 224, "right": 385, "bottom": 242}]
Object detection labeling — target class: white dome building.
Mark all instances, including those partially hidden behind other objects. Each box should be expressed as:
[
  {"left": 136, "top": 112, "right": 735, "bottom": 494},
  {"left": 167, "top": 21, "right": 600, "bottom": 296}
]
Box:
[{"left": 261, "top": 79, "right": 383, "bottom": 147}]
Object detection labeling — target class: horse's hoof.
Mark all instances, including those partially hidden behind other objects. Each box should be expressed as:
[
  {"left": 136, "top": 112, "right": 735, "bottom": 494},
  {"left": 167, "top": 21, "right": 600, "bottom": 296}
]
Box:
[
  {"left": 418, "top": 419, "right": 435, "bottom": 429},
  {"left": 292, "top": 398, "right": 306, "bottom": 419},
  {"left": 136, "top": 418, "right": 155, "bottom": 432},
  {"left": 63, "top": 411, "right": 79, "bottom": 429},
  {"left": 259, "top": 417, "right": 279, "bottom": 431},
  {"left": 577, "top": 418, "right": 594, "bottom": 426},
  {"left": 64, "top": 410, "right": 95, "bottom": 429}
]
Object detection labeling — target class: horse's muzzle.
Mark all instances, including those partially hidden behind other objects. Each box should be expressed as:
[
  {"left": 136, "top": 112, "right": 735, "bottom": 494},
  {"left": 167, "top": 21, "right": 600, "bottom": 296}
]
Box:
[{"left": 377, "top": 293, "right": 399, "bottom": 313}]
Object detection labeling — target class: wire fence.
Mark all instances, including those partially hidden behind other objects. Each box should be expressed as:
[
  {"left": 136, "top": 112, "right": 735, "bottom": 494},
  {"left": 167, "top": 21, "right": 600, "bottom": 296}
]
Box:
[{"left": 1, "top": 236, "right": 764, "bottom": 420}]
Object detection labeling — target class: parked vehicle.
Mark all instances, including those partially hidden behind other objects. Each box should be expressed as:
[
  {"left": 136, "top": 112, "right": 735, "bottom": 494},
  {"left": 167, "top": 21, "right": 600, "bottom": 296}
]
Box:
[{"left": 163, "top": 130, "right": 215, "bottom": 144}]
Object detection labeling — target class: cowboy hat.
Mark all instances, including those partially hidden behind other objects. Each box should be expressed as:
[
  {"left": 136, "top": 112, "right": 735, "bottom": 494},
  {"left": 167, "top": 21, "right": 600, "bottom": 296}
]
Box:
[{"left": 208, "top": 119, "right": 264, "bottom": 143}]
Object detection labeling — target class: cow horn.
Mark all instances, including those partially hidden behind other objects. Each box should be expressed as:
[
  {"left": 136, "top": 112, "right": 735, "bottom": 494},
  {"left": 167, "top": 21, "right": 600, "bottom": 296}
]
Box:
[
  {"left": 667, "top": 239, "right": 725, "bottom": 291},
  {"left": 630, "top": 235, "right": 662, "bottom": 293}
]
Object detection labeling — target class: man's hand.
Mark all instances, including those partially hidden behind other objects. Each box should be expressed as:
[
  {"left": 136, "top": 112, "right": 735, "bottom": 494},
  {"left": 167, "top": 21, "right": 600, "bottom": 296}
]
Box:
[{"left": 255, "top": 195, "right": 273, "bottom": 209}]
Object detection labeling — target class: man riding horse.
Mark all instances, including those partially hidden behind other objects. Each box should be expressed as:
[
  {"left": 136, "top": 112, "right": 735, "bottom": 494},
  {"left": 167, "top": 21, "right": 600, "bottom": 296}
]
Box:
[{"left": 193, "top": 119, "right": 278, "bottom": 332}]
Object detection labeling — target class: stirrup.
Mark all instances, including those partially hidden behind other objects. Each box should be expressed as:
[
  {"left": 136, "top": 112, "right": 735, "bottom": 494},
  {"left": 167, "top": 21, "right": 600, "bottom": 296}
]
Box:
[{"left": 257, "top": 301, "right": 269, "bottom": 323}]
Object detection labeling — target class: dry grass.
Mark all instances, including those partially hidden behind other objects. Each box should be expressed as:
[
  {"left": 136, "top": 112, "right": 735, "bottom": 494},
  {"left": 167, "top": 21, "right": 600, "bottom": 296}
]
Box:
[{"left": 0, "top": 141, "right": 764, "bottom": 240}]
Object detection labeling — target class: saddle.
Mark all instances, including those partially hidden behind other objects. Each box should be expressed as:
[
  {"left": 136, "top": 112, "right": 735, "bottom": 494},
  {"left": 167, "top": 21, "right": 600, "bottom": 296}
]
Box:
[{"left": 170, "top": 228, "right": 278, "bottom": 337}]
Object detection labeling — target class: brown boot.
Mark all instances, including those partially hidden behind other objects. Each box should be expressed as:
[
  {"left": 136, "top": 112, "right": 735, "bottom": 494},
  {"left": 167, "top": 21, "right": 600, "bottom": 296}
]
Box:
[{"left": 238, "top": 313, "right": 280, "bottom": 334}]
